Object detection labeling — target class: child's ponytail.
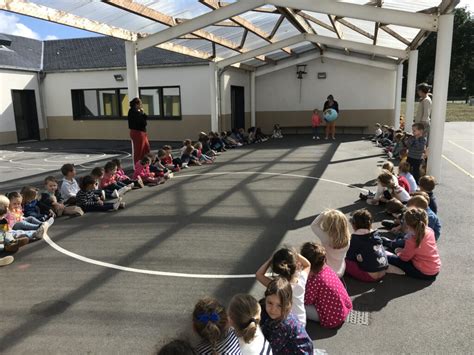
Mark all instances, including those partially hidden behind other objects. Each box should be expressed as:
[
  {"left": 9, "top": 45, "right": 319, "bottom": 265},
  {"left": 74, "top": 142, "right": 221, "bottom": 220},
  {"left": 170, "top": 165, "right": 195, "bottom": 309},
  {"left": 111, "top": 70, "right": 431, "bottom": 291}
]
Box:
[
  {"left": 271, "top": 248, "right": 297, "bottom": 281},
  {"left": 228, "top": 294, "right": 260, "bottom": 344},
  {"left": 404, "top": 208, "right": 428, "bottom": 247}
]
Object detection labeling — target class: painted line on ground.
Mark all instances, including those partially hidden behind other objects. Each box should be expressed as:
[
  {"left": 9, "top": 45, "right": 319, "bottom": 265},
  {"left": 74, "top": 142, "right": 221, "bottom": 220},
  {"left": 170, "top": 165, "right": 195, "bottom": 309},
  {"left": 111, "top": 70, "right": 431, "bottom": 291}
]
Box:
[
  {"left": 442, "top": 155, "right": 474, "bottom": 179},
  {"left": 43, "top": 171, "right": 368, "bottom": 279},
  {"left": 448, "top": 140, "right": 474, "bottom": 155}
]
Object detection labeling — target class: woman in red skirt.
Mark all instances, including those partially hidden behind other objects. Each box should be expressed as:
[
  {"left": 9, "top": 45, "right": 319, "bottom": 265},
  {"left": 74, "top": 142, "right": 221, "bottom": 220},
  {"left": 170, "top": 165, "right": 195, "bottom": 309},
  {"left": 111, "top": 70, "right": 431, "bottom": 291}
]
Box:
[{"left": 128, "top": 97, "right": 150, "bottom": 166}]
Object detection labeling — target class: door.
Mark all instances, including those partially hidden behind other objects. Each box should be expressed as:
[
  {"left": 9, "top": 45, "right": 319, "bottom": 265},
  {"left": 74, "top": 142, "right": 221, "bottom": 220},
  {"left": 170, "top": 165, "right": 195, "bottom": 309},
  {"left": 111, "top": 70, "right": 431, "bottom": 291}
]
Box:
[
  {"left": 231, "top": 86, "right": 245, "bottom": 130},
  {"left": 12, "top": 89, "right": 40, "bottom": 142}
]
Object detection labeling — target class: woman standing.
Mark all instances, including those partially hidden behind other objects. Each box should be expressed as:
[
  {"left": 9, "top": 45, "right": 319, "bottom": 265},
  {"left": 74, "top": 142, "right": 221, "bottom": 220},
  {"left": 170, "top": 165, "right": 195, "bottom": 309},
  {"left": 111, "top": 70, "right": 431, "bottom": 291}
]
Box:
[
  {"left": 128, "top": 97, "right": 150, "bottom": 166},
  {"left": 323, "top": 94, "right": 339, "bottom": 140},
  {"left": 415, "top": 83, "right": 432, "bottom": 136}
]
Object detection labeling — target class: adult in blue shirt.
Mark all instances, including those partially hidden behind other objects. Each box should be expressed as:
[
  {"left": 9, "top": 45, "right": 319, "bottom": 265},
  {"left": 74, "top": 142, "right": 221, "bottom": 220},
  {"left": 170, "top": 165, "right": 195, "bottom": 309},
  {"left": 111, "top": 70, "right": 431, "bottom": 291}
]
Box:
[{"left": 323, "top": 94, "right": 339, "bottom": 140}]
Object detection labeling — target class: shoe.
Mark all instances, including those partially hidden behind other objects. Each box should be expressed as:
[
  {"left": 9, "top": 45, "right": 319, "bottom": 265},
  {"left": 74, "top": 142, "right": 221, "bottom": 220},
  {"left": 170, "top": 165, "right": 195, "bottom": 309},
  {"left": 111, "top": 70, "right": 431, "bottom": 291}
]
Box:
[
  {"left": 182, "top": 163, "right": 189, "bottom": 169},
  {"left": 136, "top": 177, "right": 145, "bottom": 188},
  {"left": 332, "top": 136, "right": 336, "bottom": 140},
  {"left": 111, "top": 189, "right": 119, "bottom": 198},
  {"left": 119, "top": 202, "right": 126, "bottom": 209},
  {"left": 16, "top": 236, "right": 29, "bottom": 247},
  {"left": 359, "top": 193, "right": 368, "bottom": 201},
  {"left": 112, "top": 201, "right": 120, "bottom": 210},
  {"left": 35, "top": 225, "right": 46, "bottom": 239},
  {"left": 316, "top": 136, "right": 320, "bottom": 140},
  {"left": 0, "top": 256, "right": 14, "bottom": 267},
  {"left": 313, "top": 136, "right": 316, "bottom": 140},
  {"left": 45, "top": 217, "right": 55, "bottom": 227},
  {"left": 101, "top": 190, "right": 106, "bottom": 200},
  {"left": 381, "top": 220, "right": 395, "bottom": 229}
]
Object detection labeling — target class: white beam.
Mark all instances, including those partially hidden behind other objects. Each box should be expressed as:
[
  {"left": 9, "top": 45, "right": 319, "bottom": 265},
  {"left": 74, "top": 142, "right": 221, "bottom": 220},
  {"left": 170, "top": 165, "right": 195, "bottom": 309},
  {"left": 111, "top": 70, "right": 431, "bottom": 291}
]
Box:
[
  {"left": 269, "top": 0, "right": 438, "bottom": 31},
  {"left": 394, "top": 63, "right": 403, "bottom": 129},
  {"left": 256, "top": 51, "right": 321, "bottom": 77},
  {"left": 250, "top": 71, "right": 256, "bottom": 127},
  {"left": 125, "top": 41, "right": 139, "bottom": 99},
  {"left": 404, "top": 50, "right": 418, "bottom": 132},
  {"left": 305, "top": 33, "right": 407, "bottom": 59},
  {"left": 209, "top": 62, "right": 219, "bottom": 132},
  {"left": 137, "top": 0, "right": 265, "bottom": 51},
  {"left": 427, "top": 14, "right": 454, "bottom": 180},
  {"left": 216, "top": 34, "right": 305, "bottom": 68}
]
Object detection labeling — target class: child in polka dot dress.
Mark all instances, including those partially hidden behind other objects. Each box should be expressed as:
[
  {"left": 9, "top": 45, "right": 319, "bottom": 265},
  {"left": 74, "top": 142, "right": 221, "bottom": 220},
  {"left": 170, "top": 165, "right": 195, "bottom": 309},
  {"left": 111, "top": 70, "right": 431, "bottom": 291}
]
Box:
[{"left": 301, "top": 242, "right": 352, "bottom": 328}]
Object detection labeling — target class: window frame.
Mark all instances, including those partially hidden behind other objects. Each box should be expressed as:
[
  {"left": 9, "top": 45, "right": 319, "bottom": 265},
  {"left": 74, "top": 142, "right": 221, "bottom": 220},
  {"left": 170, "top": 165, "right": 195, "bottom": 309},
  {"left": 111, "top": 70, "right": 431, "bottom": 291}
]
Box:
[{"left": 71, "top": 86, "right": 182, "bottom": 121}]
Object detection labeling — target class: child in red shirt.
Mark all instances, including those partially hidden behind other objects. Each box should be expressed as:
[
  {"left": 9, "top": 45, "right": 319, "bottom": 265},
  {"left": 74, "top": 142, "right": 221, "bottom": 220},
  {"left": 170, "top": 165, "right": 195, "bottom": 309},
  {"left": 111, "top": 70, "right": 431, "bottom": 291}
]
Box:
[{"left": 311, "top": 109, "right": 322, "bottom": 140}]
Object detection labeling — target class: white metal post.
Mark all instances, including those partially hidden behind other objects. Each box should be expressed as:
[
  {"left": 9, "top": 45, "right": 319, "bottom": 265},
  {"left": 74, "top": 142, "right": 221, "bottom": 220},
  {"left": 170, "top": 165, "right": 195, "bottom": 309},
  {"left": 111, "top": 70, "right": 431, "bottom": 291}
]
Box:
[
  {"left": 125, "top": 41, "right": 139, "bottom": 99},
  {"left": 405, "top": 49, "right": 418, "bottom": 132},
  {"left": 209, "top": 62, "right": 219, "bottom": 132},
  {"left": 427, "top": 14, "right": 454, "bottom": 179},
  {"left": 393, "top": 64, "right": 403, "bottom": 129},
  {"left": 250, "top": 71, "right": 256, "bottom": 127}
]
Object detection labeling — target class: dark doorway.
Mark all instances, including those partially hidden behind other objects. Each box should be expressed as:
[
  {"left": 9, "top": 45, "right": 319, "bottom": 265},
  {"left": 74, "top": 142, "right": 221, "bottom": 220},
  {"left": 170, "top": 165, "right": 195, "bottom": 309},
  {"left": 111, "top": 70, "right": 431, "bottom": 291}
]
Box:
[
  {"left": 11, "top": 89, "right": 40, "bottom": 142},
  {"left": 231, "top": 85, "right": 245, "bottom": 130}
]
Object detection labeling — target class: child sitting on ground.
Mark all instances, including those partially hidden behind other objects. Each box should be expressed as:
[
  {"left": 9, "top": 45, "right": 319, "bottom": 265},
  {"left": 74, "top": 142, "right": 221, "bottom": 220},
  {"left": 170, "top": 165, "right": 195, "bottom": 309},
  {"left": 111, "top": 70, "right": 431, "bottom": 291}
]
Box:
[
  {"left": 272, "top": 124, "right": 283, "bottom": 139},
  {"left": 404, "top": 123, "right": 427, "bottom": 182},
  {"left": 301, "top": 242, "right": 352, "bottom": 327},
  {"left": 419, "top": 175, "right": 438, "bottom": 214},
  {"left": 387, "top": 132, "right": 404, "bottom": 159},
  {"left": 40, "top": 176, "right": 84, "bottom": 217},
  {"left": 158, "top": 340, "right": 196, "bottom": 355},
  {"left": 382, "top": 161, "right": 410, "bottom": 193},
  {"left": 133, "top": 156, "right": 162, "bottom": 185},
  {"left": 209, "top": 132, "right": 226, "bottom": 152},
  {"left": 192, "top": 297, "right": 240, "bottom": 355},
  {"left": 398, "top": 161, "right": 418, "bottom": 193},
  {"left": 1, "top": 204, "right": 29, "bottom": 257},
  {"left": 76, "top": 176, "right": 124, "bottom": 212},
  {"left": 21, "top": 186, "right": 53, "bottom": 221},
  {"left": 59, "top": 163, "right": 80, "bottom": 204},
  {"left": 111, "top": 158, "right": 144, "bottom": 188},
  {"left": 91, "top": 167, "right": 117, "bottom": 199},
  {"left": 181, "top": 146, "right": 201, "bottom": 166},
  {"left": 5, "top": 191, "right": 50, "bottom": 230},
  {"left": 228, "top": 294, "right": 273, "bottom": 354},
  {"left": 193, "top": 142, "right": 214, "bottom": 164},
  {"left": 259, "top": 278, "right": 313, "bottom": 354},
  {"left": 160, "top": 145, "right": 182, "bottom": 172},
  {"left": 386, "top": 207, "right": 441, "bottom": 280},
  {"left": 255, "top": 248, "right": 311, "bottom": 326},
  {"left": 346, "top": 209, "right": 388, "bottom": 282},
  {"left": 148, "top": 153, "right": 171, "bottom": 180},
  {"left": 371, "top": 123, "right": 383, "bottom": 142},
  {"left": 408, "top": 194, "right": 441, "bottom": 241},
  {"left": 100, "top": 161, "right": 133, "bottom": 195},
  {"left": 311, "top": 109, "right": 322, "bottom": 140},
  {"left": 366, "top": 170, "right": 410, "bottom": 205},
  {"left": 310, "top": 209, "right": 351, "bottom": 277}
]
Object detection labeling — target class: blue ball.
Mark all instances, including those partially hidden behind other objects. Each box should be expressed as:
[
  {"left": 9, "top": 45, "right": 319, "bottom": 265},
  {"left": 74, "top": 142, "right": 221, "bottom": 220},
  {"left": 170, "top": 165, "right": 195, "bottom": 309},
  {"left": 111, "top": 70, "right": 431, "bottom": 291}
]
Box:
[{"left": 323, "top": 108, "right": 338, "bottom": 122}]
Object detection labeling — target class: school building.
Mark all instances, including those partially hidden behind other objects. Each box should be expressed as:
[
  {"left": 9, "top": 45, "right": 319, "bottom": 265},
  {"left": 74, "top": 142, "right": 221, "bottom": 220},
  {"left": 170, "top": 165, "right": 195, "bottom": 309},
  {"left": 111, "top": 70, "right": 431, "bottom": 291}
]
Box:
[{"left": 0, "top": 0, "right": 457, "bottom": 178}]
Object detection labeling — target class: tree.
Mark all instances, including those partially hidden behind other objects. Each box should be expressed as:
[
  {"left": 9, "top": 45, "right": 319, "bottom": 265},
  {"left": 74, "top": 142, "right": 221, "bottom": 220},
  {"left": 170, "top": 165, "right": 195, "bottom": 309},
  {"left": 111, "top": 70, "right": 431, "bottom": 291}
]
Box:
[{"left": 403, "top": 7, "right": 473, "bottom": 99}]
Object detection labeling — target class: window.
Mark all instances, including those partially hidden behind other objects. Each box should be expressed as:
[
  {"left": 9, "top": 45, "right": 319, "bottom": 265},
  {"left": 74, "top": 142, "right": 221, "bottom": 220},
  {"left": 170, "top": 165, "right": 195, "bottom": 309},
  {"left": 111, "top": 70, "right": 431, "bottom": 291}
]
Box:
[{"left": 71, "top": 86, "right": 182, "bottom": 120}]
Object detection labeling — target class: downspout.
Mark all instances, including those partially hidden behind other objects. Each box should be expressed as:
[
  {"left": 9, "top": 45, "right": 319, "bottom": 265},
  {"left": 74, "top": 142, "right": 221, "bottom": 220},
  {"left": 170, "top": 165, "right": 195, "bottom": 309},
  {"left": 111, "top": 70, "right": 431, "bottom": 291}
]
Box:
[
  {"left": 217, "top": 67, "right": 228, "bottom": 131},
  {"left": 37, "top": 40, "right": 48, "bottom": 140}
]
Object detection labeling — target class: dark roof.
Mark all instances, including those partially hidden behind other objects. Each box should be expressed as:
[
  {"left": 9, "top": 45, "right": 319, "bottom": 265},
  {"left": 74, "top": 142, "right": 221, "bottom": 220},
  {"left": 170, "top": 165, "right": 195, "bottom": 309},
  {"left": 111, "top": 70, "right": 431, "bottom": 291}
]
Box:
[
  {"left": 0, "top": 34, "right": 206, "bottom": 72},
  {"left": 0, "top": 34, "right": 42, "bottom": 71}
]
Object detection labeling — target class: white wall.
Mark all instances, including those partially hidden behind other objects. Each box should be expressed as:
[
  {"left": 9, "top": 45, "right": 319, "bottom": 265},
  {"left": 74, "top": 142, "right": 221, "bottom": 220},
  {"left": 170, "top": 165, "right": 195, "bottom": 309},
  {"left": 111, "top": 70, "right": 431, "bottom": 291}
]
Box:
[
  {"left": 43, "top": 65, "right": 211, "bottom": 117},
  {"left": 220, "top": 68, "right": 250, "bottom": 115},
  {"left": 256, "top": 57, "right": 396, "bottom": 111},
  {"left": 0, "top": 69, "right": 44, "bottom": 135}
]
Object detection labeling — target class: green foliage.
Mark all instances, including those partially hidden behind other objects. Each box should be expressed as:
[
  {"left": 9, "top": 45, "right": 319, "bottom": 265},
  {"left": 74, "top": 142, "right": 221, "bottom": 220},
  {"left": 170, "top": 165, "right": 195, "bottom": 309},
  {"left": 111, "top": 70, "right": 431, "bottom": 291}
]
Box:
[{"left": 403, "top": 7, "right": 473, "bottom": 99}]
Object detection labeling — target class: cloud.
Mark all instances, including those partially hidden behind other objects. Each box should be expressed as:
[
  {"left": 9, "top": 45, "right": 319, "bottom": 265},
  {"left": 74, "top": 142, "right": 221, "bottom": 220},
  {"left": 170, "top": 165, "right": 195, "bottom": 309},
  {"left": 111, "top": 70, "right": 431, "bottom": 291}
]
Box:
[
  {"left": 0, "top": 12, "right": 41, "bottom": 39},
  {"left": 45, "top": 35, "right": 59, "bottom": 40}
]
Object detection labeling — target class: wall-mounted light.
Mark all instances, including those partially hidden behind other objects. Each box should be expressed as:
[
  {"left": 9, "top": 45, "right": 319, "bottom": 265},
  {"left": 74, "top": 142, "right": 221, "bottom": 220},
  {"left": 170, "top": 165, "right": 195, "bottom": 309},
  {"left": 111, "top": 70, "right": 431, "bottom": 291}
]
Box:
[
  {"left": 114, "top": 74, "right": 124, "bottom": 81},
  {"left": 296, "top": 64, "right": 307, "bottom": 79}
]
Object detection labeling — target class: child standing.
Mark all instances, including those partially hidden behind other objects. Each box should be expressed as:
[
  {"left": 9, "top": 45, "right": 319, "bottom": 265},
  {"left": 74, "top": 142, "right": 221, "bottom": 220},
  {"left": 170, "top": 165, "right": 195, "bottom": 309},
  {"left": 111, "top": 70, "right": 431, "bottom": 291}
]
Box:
[
  {"left": 310, "top": 209, "right": 351, "bottom": 277},
  {"left": 259, "top": 278, "right": 313, "bottom": 354},
  {"left": 387, "top": 207, "right": 441, "bottom": 280},
  {"left": 419, "top": 175, "right": 438, "bottom": 214},
  {"left": 311, "top": 109, "right": 322, "bottom": 140},
  {"left": 404, "top": 123, "right": 427, "bottom": 182},
  {"left": 228, "top": 294, "right": 273, "bottom": 355},
  {"left": 255, "top": 248, "right": 311, "bottom": 326},
  {"left": 192, "top": 297, "right": 241, "bottom": 355},
  {"left": 59, "top": 163, "right": 80, "bottom": 204},
  {"left": 301, "top": 242, "right": 352, "bottom": 327},
  {"left": 76, "top": 176, "right": 124, "bottom": 212},
  {"left": 346, "top": 209, "right": 388, "bottom": 282}
]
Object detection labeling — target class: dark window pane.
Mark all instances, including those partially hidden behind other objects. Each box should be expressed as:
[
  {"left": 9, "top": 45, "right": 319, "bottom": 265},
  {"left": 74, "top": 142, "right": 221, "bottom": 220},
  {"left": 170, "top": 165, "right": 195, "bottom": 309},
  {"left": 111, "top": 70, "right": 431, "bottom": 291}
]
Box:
[
  {"left": 163, "top": 87, "right": 181, "bottom": 117},
  {"left": 98, "top": 89, "right": 119, "bottom": 116},
  {"left": 120, "top": 89, "right": 129, "bottom": 117},
  {"left": 140, "top": 88, "right": 161, "bottom": 116}
]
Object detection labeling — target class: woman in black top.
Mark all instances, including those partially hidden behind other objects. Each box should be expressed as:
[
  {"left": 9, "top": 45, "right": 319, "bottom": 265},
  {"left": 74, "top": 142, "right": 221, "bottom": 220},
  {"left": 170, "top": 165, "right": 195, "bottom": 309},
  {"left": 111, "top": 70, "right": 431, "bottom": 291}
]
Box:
[
  {"left": 128, "top": 97, "right": 150, "bottom": 165},
  {"left": 323, "top": 94, "right": 339, "bottom": 140}
]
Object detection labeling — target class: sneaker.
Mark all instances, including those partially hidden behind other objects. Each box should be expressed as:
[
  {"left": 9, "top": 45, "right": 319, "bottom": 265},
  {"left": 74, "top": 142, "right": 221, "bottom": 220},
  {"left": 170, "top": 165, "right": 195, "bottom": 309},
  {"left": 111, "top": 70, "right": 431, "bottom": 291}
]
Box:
[
  {"left": 316, "top": 136, "right": 320, "bottom": 140},
  {"left": 182, "top": 163, "right": 189, "bottom": 169},
  {"left": 381, "top": 220, "right": 396, "bottom": 229},
  {"left": 312, "top": 136, "right": 316, "bottom": 140},
  {"left": 0, "top": 256, "right": 14, "bottom": 267},
  {"left": 112, "top": 201, "right": 120, "bottom": 210},
  {"left": 332, "top": 136, "right": 336, "bottom": 140},
  {"left": 45, "top": 217, "right": 55, "bottom": 227},
  {"left": 359, "top": 193, "right": 369, "bottom": 201},
  {"left": 136, "top": 177, "right": 145, "bottom": 188},
  {"left": 35, "top": 224, "right": 46, "bottom": 239},
  {"left": 111, "top": 190, "right": 119, "bottom": 198},
  {"left": 119, "top": 202, "right": 126, "bottom": 209},
  {"left": 118, "top": 186, "right": 129, "bottom": 196},
  {"left": 101, "top": 190, "right": 106, "bottom": 200}
]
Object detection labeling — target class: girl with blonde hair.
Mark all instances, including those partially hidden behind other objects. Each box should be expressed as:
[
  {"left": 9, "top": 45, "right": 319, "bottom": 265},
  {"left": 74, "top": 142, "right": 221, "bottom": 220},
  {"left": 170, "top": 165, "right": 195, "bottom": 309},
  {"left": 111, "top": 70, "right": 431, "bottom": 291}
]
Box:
[
  {"left": 310, "top": 209, "right": 351, "bottom": 277},
  {"left": 228, "top": 294, "right": 272, "bottom": 354}
]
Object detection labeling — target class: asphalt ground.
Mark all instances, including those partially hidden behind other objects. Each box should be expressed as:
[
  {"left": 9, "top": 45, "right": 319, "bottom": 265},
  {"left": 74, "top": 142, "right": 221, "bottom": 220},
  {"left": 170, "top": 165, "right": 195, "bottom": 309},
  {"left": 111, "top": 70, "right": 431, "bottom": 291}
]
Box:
[{"left": 0, "top": 123, "right": 472, "bottom": 354}]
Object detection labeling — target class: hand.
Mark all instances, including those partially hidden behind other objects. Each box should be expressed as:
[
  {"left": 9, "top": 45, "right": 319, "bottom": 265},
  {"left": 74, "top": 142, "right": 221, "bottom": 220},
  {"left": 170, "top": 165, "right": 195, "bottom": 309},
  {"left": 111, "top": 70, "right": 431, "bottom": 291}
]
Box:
[{"left": 98, "top": 200, "right": 104, "bottom": 206}]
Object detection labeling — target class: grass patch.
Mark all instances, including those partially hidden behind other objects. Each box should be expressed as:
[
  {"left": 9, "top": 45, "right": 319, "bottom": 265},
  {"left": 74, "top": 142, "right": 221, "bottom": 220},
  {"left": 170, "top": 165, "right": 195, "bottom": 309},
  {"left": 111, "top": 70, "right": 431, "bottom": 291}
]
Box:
[{"left": 400, "top": 102, "right": 473, "bottom": 122}]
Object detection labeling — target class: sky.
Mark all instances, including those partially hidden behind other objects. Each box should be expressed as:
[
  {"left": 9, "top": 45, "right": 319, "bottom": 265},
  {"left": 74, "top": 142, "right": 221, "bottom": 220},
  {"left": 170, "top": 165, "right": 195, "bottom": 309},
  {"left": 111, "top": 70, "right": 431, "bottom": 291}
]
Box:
[{"left": 0, "top": 1, "right": 471, "bottom": 41}]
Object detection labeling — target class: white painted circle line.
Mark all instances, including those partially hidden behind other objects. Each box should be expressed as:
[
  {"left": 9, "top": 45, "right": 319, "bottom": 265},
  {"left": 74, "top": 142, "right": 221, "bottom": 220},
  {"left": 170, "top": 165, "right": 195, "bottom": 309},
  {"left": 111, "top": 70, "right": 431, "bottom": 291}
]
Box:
[{"left": 43, "top": 171, "right": 368, "bottom": 279}]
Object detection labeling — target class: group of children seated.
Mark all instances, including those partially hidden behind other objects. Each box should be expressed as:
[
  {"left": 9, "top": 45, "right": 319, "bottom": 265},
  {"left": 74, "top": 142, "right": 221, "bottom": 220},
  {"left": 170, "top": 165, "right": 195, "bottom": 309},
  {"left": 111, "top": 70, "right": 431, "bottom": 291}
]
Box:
[{"left": 158, "top": 122, "right": 441, "bottom": 355}]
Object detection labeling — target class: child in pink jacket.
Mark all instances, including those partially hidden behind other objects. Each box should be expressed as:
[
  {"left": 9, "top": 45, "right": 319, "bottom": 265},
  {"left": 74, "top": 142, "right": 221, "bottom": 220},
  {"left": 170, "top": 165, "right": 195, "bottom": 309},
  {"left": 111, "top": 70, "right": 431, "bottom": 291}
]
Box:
[
  {"left": 311, "top": 109, "right": 322, "bottom": 140},
  {"left": 133, "top": 156, "right": 161, "bottom": 185}
]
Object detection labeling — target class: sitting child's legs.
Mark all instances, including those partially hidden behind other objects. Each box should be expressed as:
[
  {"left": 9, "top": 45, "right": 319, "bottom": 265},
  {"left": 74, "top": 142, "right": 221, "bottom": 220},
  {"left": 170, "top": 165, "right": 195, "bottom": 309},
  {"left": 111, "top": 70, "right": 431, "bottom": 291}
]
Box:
[
  {"left": 345, "top": 259, "right": 383, "bottom": 282},
  {"left": 13, "top": 216, "right": 42, "bottom": 230}
]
